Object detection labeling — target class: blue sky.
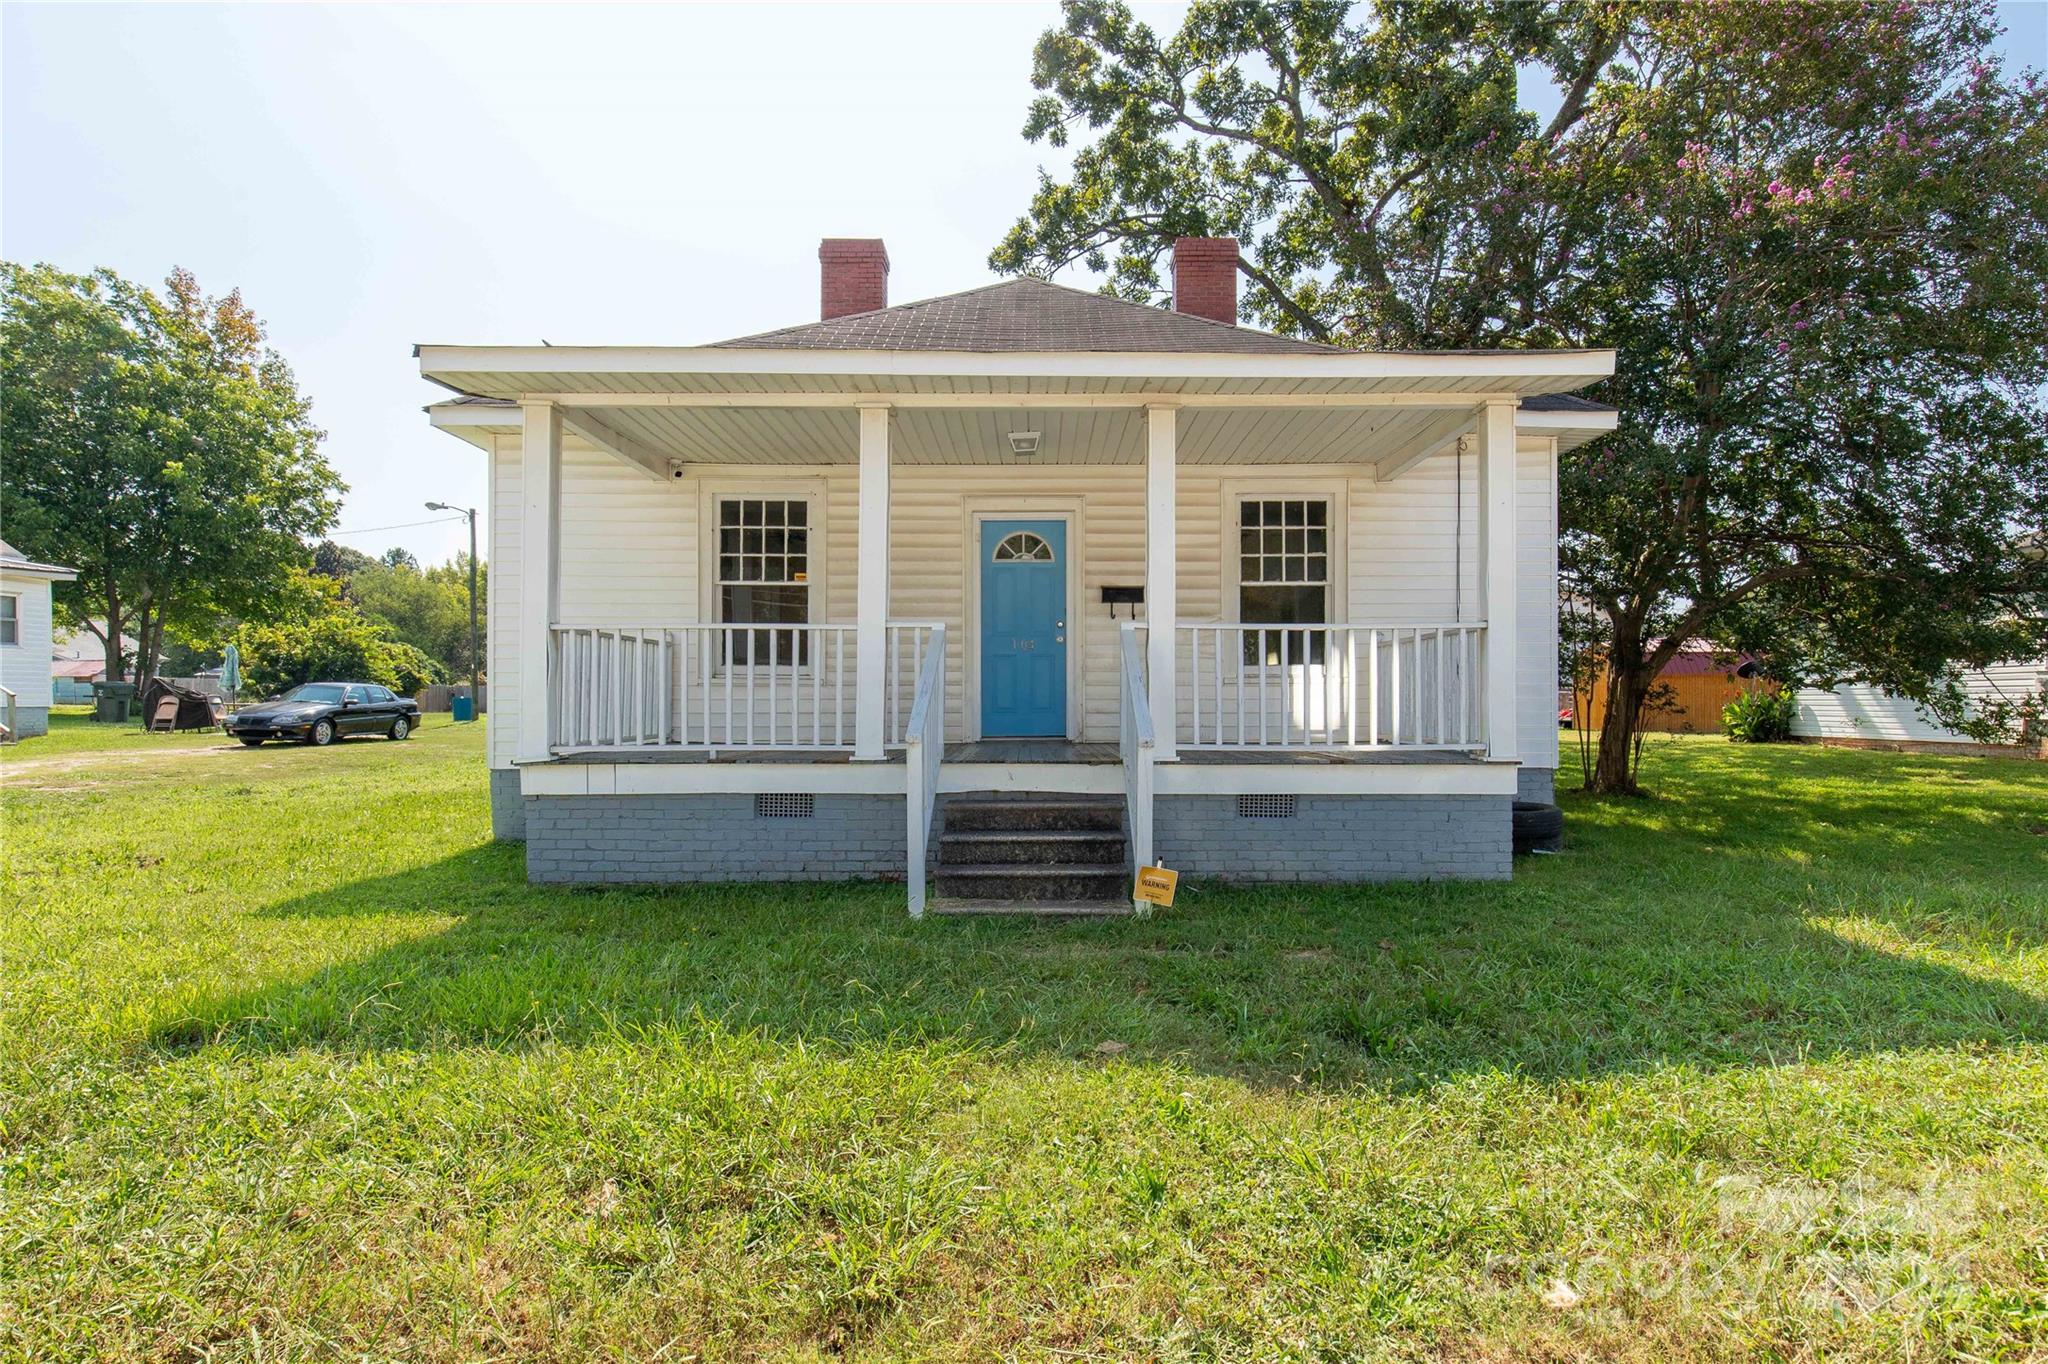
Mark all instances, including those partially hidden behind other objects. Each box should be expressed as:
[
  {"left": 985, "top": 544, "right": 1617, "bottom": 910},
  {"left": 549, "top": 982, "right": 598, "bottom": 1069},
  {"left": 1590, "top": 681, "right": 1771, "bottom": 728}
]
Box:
[{"left": 5, "top": 2, "right": 2043, "bottom": 566}]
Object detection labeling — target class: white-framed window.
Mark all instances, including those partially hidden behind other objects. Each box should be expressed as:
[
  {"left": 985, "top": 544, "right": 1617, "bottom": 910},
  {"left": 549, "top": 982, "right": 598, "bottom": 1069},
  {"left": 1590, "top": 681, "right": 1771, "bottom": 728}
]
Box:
[
  {"left": 716, "top": 495, "right": 811, "bottom": 665},
  {"left": 0, "top": 595, "right": 17, "bottom": 646},
  {"left": 1237, "top": 497, "right": 1329, "bottom": 663}
]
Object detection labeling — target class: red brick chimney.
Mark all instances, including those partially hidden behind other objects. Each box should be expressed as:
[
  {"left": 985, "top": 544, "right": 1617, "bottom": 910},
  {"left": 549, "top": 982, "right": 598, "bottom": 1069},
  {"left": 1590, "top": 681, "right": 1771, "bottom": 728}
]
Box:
[
  {"left": 1172, "top": 237, "right": 1239, "bottom": 325},
  {"left": 819, "top": 238, "right": 889, "bottom": 320}
]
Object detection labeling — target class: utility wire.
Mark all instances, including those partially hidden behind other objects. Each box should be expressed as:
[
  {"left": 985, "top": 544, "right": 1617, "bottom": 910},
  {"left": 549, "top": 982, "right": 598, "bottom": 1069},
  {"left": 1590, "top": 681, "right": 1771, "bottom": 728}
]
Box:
[{"left": 327, "top": 515, "right": 468, "bottom": 538}]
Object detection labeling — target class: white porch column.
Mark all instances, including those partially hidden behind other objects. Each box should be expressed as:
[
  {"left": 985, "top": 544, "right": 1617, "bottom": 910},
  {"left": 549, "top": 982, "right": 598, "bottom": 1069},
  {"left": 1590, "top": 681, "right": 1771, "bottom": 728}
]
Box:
[
  {"left": 1146, "top": 404, "right": 1178, "bottom": 761},
  {"left": 853, "top": 402, "right": 891, "bottom": 760},
  {"left": 517, "top": 400, "right": 563, "bottom": 765},
  {"left": 1477, "top": 398, "right": 1519, "bottom": 762}
]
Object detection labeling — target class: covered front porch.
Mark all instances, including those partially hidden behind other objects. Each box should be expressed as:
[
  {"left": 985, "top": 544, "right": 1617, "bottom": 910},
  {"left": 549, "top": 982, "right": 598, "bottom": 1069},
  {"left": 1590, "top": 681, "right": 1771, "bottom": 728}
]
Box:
[{"left": 423, "top": 341, "right": 1613, "bottom": 908}]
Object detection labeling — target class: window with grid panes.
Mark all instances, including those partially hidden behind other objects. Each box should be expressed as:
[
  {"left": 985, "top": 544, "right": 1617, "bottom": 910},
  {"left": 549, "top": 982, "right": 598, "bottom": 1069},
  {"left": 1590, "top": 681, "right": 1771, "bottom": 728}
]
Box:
[
  {"left": 717, "top": 497, "right": 810, "bottom": 665},
  {"left": 1238, "top": 498, "right": 1328, "bottom": 664}
]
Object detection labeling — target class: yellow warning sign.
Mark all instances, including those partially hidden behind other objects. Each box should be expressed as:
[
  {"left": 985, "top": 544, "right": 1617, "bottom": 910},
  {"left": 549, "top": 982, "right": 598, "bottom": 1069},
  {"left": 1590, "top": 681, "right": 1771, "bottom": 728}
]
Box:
[{"left": 1133, "top": 865, "right": 1178, "bottom": 907}]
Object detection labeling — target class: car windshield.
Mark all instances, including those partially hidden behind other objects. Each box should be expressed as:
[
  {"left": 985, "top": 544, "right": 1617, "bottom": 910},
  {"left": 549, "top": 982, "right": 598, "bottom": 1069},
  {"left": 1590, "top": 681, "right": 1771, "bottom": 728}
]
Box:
[{"left": 279, "top": 684, "right": 347, "bottom": 704}]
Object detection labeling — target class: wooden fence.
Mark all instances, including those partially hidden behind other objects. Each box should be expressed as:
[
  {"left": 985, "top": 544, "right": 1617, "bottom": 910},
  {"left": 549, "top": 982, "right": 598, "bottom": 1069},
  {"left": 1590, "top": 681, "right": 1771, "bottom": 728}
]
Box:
[{"left": 415, "top": 684, "right": 488, "bottom": 715}]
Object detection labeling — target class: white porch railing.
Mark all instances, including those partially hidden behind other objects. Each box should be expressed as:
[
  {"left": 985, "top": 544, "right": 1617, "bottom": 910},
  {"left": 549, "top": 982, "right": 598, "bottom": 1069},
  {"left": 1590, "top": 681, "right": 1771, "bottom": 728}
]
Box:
[
  {"left": 548, "top": 622, "right": 939, "bottom": 751},
  {"left": 1176, "top": 623, "right": 1486, "bottom": 750},
  {"left": 0, "top": 685, "right": 16, "bottom": 743},
  {"left": 1119, "top": 624, "right": 1155, "bottom": 908},
  {"left": 902, "top": 623, "right": 948, "bottom": 919}
]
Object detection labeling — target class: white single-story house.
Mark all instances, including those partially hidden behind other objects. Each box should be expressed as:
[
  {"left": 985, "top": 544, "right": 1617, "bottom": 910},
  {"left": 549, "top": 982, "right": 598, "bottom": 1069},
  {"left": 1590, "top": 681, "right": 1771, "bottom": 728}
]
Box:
[
  {"left": 52, "top": 621, "right": 135, "bottom": 703},
  {"left": 1794, "top": 662, "right": 2046, "bottom": 756},
  {"left": 0, "top": 539, "right": 79, "bottom": 739},
  {"left": 420, "top": 237, "right": 1617, "bottom": 911}
]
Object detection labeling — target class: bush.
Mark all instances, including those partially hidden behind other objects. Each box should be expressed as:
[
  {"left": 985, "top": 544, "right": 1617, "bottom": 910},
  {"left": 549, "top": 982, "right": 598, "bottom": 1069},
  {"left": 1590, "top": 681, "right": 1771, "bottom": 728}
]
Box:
[
  {"left": 1723, "top": 686, "right": 1796, "bottom": 743},
  {"left": 235, "top": 606, "right": 444, "bottom": 699}
]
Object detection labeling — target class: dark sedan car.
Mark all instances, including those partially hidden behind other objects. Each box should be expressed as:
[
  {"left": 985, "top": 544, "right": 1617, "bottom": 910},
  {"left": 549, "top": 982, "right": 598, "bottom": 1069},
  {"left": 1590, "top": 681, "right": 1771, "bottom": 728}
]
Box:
[{"left": 224, "top": 682, "right": 420, "bottom": 747}]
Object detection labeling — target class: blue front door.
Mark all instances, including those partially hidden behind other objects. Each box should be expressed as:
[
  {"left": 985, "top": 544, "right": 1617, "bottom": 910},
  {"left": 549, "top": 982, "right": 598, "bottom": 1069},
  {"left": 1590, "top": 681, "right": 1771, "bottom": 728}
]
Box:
[{"left": 980, "top": 519, "right": 1067, "bottom": 736}]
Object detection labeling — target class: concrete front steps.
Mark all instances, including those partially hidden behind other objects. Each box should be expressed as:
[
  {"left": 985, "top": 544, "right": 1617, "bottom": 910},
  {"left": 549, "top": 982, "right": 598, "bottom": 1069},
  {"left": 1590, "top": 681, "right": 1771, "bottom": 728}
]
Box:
[{"left": 929, "top": 794, "right": 1132, "bottom": 915}]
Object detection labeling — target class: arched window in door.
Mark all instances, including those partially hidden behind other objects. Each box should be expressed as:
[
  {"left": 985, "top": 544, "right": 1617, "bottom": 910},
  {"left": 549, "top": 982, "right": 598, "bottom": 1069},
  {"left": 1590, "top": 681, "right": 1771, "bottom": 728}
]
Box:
[{"left": 991, "top": 531, "right": 1055, "bottom": 563}]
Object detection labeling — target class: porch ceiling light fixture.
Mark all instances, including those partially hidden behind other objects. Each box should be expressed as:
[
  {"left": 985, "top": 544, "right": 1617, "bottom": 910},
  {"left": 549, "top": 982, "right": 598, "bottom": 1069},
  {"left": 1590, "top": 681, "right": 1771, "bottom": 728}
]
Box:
[{"left": 1007, "top": 430, "right": 1042, "bottom": 456}]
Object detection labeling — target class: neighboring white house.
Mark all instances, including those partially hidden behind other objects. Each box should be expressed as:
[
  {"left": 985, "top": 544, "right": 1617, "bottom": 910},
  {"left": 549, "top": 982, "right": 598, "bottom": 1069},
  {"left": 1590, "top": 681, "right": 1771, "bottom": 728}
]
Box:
[
  {"left": 1794, "top": 662, "right": 2046, "bottom": 755},
  {"left": 420, "top": 236, "right": 1618, "bottom": 911},
  {"left": 0, "top": 539, "right": 79, "bottom": 739},
  {"left": 52, "top": 621, "right": 137, "bottom": 703}
]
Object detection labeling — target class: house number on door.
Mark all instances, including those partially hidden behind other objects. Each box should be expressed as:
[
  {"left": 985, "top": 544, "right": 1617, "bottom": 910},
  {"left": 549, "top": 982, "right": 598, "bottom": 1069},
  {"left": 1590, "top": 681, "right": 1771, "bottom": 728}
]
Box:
[{"left": 1014, "top": 638, "right": 1037, "bottom": 650}]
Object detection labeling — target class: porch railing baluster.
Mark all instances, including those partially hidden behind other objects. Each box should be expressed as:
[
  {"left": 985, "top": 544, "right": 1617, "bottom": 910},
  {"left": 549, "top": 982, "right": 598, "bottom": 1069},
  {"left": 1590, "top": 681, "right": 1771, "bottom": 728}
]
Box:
[
  {"left": 1162, "top": 622, "right": 1486, "bottom": 754},
  {"left": 541, "top": 622, "right": 937, "bottom": 755}
]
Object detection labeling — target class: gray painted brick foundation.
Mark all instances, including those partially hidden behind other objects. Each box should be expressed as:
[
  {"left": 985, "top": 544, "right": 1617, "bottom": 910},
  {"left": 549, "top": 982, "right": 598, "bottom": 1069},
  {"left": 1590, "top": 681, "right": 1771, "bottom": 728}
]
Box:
[
  {"left": 489, "top": 768, "right": 526, "bottom": 841},
  {"left": 494, "top": 767, "right": 1535, "bottom": 885},
  {"left": 1517, "top": 767, "right": 1556, "bottom": 804},
  {"left": 524, "top": 792, "right": 903, "bottom": 884},
  {"left": 1155, "top": 792, "right": 1511, "bottom": 882},
  {"left": 8, "top": 705, "right": 50, "bottom": 739}
]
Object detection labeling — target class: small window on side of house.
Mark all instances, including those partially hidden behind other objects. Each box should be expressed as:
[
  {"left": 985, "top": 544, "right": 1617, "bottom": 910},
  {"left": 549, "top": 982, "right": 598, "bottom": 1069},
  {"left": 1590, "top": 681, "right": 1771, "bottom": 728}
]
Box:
[{"left": 0, "top": 595, "right": 17, "bottom": 646}]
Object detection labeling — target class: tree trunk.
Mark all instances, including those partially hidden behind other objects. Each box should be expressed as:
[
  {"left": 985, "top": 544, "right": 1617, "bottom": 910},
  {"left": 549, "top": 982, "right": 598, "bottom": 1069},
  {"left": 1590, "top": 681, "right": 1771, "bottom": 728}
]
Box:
[
  {"left": 1591, "top": 658, "right": 1654, "bottom": 794},
  {"left": 102, "top": 583, "right": 126, "bottom": 687},
  {"left": 131, "top": 603, "right": 156, "bottom": 686},
  {"left": 141, "top": 616, "right": 163, "bottom": 684}
]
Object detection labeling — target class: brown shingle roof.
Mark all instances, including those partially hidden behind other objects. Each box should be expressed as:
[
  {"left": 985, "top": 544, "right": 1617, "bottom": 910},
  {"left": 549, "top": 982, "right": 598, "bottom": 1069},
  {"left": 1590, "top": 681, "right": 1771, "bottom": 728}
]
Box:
[
  {"left": 711, "top": 277, "right": 1337, "bottom": 355},
  {"left": 1520, "top": 392, "right": 1616, "bottom": 414}
]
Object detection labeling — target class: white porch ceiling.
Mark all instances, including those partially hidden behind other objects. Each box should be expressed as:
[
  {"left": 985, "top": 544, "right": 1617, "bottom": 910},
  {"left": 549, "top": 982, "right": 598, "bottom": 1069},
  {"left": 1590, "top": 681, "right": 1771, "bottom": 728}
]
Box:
[{"left": 430, "top": 400, "right": 1594, "bottom": 468}]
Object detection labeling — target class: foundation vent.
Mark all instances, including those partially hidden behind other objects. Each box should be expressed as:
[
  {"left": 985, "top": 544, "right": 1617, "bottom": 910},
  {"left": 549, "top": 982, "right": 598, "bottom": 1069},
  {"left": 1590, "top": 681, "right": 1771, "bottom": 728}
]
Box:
[
  {"left": 756, "top": 793, "right": 816, "bottom": 819},
  {"left": 1237, "top": 794, "right": 1297, "bottom": 819}
]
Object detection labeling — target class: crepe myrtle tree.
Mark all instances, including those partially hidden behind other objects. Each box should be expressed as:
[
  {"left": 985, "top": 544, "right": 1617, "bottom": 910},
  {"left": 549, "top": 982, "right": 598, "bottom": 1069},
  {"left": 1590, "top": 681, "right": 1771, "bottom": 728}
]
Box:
[
  {"left": 1557, "top": 0, "right": 2048, "bottom": 789},
  {"left": 995, "top": 0, "right": 2048, "bottom": 792}
]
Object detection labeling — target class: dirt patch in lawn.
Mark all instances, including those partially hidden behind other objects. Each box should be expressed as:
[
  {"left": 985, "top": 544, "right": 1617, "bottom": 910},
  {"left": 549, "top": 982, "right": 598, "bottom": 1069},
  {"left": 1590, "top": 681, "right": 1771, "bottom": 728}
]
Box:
[{"left": 0, "top": 742, "right": 247, "bottom": 784}]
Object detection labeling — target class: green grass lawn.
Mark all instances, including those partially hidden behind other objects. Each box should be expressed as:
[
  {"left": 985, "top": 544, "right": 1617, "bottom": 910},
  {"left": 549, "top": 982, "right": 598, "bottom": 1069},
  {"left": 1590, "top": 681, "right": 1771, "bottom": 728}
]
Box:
[{"left": 3, "top": 713, "right": 2044, "bottom": 1361}]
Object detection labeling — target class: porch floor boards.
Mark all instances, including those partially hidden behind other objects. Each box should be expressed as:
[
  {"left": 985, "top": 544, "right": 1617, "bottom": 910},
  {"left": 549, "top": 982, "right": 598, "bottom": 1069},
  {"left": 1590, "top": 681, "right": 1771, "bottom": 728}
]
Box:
[{"left": 554, "top": 741, "right": 1483, "bottom": 765}]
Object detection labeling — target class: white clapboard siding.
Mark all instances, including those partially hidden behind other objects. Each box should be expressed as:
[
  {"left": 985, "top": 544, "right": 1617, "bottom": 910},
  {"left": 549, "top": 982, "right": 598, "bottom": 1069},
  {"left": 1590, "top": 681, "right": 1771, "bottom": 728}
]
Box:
[
  {"left": 1518, "top": 438, "right": 1561, "bottom": 769},
  {"left": 484, "top": 440, "right": 1564, "bottom": 757},
  {"left": 0, "top": 575, "right": 57, "bottom": 710},
  {"left": 1794, "top": 662, "right": 2046, "bottom": 744},
  {"left": 890, "top": 464, "right": 1145, "bottom": 742},
  {"left": 487, "top": 435, "right": 522, "bottom": 769}
]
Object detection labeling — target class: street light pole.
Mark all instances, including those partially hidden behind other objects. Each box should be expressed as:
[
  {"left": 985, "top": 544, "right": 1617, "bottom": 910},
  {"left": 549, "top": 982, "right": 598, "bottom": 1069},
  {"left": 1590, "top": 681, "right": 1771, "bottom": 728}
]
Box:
[{"left": 426, "top": 502, "right": 480, "bottom": 704}]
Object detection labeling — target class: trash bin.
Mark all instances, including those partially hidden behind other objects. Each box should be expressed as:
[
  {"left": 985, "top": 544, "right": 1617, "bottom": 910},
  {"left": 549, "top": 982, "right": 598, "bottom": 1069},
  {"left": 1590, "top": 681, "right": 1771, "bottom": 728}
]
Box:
[
  {"left": 451, "top": 693, "right": 475, "bottom": 723},
  {"left": 91, "top": 680, "right": 138, "bottom": 724}
]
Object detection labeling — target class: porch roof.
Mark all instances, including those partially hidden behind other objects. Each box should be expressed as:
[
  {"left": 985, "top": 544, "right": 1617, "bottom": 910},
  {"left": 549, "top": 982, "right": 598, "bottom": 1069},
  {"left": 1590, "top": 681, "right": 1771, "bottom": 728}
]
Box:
[{"left": 418, "top": 305, "right": 1616, "bottom": 470}]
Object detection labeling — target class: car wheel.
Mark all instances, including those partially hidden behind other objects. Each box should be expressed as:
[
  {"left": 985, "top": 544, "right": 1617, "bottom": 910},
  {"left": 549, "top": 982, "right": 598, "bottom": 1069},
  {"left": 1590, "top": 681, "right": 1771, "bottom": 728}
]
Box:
[
  {"left": 238, "top": 737, "right": 264, "bottom": 748},
  {"left": 308, "top": 719, "right": 336, "bottom": 747},
  {"left": 388, "top": 716, "right": 410, "bottom": 741}
]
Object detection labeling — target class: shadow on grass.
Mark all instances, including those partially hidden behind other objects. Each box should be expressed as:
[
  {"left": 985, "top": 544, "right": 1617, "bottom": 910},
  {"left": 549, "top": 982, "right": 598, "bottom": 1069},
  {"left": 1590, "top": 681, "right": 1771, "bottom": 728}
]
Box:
[{"left": 146, "top": 747, "right": 2047, "bottom": 1090}]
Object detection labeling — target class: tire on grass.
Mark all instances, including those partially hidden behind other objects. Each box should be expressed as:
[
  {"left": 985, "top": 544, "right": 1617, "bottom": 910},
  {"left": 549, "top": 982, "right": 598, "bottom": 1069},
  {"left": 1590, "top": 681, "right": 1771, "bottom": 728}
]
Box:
[{"left": 1512, "top": 800, "right": 1564, "bottom": 855}]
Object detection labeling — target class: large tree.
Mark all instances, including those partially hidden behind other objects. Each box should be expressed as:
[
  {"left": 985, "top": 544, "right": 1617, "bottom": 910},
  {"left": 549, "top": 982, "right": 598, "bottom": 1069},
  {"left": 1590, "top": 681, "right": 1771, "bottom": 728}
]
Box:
[
  {"left": 995, "top": 0, "right": 2048, "bottom": 791},
  {"left": 991, "top": 0, "right": 1620, "bottom": 346},
  {"left": 1, "top": 264, "right": 343, "bottom": 684},
  {"left": 1551, "top": 0, "right": 2048, "bottom": 787}
]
